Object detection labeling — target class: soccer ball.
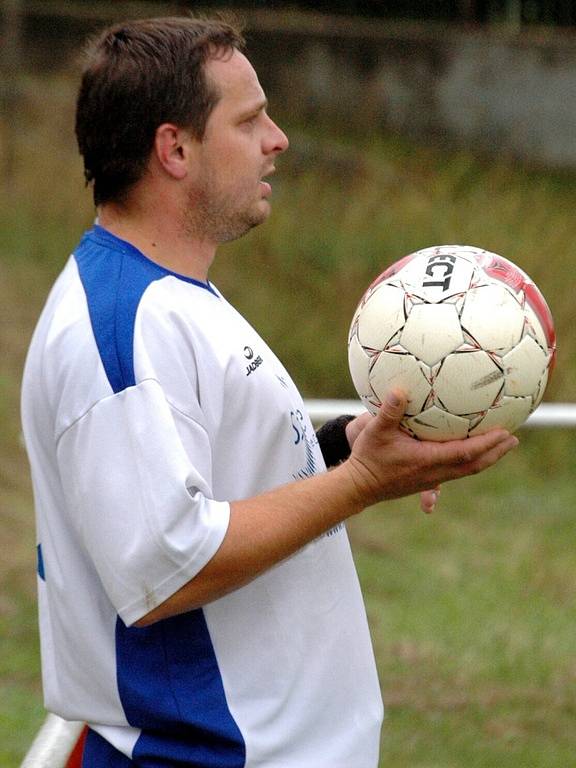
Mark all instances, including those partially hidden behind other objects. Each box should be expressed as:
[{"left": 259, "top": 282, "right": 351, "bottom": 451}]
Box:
[{"left": 348, "top": 245, "right": 556, "bottom": 441}]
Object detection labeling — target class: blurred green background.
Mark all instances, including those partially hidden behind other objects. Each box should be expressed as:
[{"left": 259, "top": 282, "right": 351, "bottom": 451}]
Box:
[{"left": 2, "top": 3, "right": 576, "bottom": 767}]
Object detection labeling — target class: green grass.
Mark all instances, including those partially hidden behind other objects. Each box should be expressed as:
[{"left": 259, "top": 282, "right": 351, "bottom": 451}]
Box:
[
  {"left": 350, "top": 432, "right": 576, "bottom": 766},
  {"left": 2, "top": 73, "right": 576, "bottom": 766}
]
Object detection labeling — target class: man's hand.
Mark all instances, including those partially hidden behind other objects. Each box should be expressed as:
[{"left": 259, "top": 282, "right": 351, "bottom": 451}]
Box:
[
  {"left": 342, "top": 390, "right": 518, "bottom": 510},
  {"left": 345, "top": 409, "right": 439, "bottom": 514}
]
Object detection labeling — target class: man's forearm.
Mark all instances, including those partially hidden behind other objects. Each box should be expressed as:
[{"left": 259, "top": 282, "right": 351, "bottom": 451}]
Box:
[
  {"left": 135, "top": 462, "right": 364, "bottom": 626},
  {"left": 135, "top": 391, "right": 518, "bottom": 626}
]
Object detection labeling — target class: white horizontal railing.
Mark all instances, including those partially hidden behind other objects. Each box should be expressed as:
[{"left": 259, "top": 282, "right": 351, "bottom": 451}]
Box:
[
  {"left": 304, "top": 400, "right": 576, "bottom": 427},
  {"left": 20, "top": 714, "right": 84, "bottom": 768}
]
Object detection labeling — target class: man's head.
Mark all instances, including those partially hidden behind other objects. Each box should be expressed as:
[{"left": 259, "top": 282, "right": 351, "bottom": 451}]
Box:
[
  {"left": 75, "top": 16, "right": 244, "bottom": 206},
  {"left": 180, "top": 47, "right": 289, "bottom": 244}
]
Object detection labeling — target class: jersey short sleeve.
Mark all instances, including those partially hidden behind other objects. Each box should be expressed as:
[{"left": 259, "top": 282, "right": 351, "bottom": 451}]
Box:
[{"left": 56, "top": 378, "right": 230, "bottom": 626}]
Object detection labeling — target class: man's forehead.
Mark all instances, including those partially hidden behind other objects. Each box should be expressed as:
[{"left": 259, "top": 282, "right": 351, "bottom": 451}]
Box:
[{"left": 205, "top": 49, "right": 265, "bottom": 107}]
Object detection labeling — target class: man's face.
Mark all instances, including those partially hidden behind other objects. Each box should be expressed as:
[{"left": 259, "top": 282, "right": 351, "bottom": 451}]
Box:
[{"left": 184, "top": 49, "right": 289, "bottom": 244}]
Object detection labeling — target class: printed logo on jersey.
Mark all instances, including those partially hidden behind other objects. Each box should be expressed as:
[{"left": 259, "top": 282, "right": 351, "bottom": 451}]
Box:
[
  {"left": 276, "top": 374, "right": 289, "bottom": 390},
  {"left": 291, "top": 409, "right": 319, "bottom": 480},
  {"left": 243, "top": 345, "right": 263, "bottom": 376}
]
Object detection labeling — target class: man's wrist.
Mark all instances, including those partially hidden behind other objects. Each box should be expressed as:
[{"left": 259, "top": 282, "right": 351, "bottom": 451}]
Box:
[{"left": 328, "top": 459, "right": 374, "bottom": 515}]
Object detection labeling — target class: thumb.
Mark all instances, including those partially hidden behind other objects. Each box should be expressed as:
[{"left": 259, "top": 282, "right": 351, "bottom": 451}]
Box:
[{"left": 376, "top": 389, "right": 407, "bottom": 429}]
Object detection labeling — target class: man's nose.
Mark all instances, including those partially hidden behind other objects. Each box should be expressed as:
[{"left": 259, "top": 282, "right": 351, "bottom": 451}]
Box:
[{"left": 264, "top": 116, "right": 289, "bottom": 155}]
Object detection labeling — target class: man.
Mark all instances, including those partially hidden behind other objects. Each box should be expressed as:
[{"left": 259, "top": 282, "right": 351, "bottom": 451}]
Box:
[{"left": 21, "top": 17, "right": 518, "bottom": 767}]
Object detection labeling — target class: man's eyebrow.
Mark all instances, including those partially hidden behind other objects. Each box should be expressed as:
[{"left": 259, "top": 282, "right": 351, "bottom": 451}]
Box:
[{"left": 240, "top": 97, "right": 268, "bottom": 117}]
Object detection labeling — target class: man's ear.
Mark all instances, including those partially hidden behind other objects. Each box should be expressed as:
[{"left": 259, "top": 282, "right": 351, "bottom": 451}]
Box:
[{"left": 153, "top": 123, "right": 195, "bottom": 180}]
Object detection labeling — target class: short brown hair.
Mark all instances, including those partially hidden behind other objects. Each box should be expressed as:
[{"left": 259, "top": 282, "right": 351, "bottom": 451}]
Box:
[{"left": 75, "top": 16, "right": 244, "bottom": 206}]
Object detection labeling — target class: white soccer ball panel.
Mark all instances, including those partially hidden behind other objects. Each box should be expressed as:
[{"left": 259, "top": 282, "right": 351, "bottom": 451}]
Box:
[
  {"left": 360, "top": 393, "right": 381, "bottom": 416},
  {"left": 400, "top": 303, "right": 464, "bottom": 366},
  {"left": 404, "top": 406, "right": 470, "bottom": 441},
  {"left": 435, "top": 351, "right": 504, "bottom": 414},
  {"left": 468, "top": 396, "right": 533, "bottom": 436},
  {"left": 523, "top": 302, "right": 549, "bottom": 351},
  {"left": 369, "top": 351, "right": 431, "bottom": 416},
  {"left": 502, "top": 335, "right": 548, "bottom": 397},
  {"left": 355, "top": 284, "right": 406, "bottom": 350},
  {"left": 347, "top": 333, "right": 373, "bottom": 399},
  {"left": 460, "top": 283, "right": 525, "bottom": 353},
  {"left": 397, "top": 248, "right": 477, "bottom": 303},
  {"left": 532, "top": 367, "right": 549, "bottom": 409}
]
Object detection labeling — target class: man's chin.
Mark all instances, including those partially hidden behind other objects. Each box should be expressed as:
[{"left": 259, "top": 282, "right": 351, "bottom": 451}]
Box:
[
  {"left": 243, "top": 201, "right": 272, "bottom": 231},
  {"left": 217, "top": 207, "right": 270, "bottom": 244}
]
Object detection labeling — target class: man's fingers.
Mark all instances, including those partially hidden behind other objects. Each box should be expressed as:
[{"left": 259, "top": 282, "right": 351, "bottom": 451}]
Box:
[
  {"left": 347, "top": 405, "right": 519, "bottom": 508},
  {"left": 375, "top": 389, "right": 407, "bottom": 429},
  {"left": 420, "top": 486, "right": 440, "bottom": 514},
  {"left": 471, "top": 433, "right": 520, "bottom": 472},
  {"left": 443, "top": 430, "right": 519, "bottom": 477}
]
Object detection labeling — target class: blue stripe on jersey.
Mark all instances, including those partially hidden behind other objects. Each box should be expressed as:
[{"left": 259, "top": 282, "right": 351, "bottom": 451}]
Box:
[
  {"left": 36, "top": 543, "right": 45, "bottom": 581},
  {"left": 116, "top": 613, "right": 246, "bottom": 767},
  {"left": 82, "top": 729, "right": 133, "bottom": 767},
  {"left": 74, "top": 225, "right": 216, "bottom": 394}
]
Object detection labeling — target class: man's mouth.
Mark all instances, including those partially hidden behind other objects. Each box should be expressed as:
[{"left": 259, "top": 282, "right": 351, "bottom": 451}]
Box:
[
  {"left": 259, "top": 166, "right": 276, "bottom": 197},
  {"left": 259, "top": 180, "right": 272, "bottom": 196}
]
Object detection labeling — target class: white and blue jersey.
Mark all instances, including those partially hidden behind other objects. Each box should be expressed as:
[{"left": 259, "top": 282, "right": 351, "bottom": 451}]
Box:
[{"left": 21, "top": 225, "right": 383, "bottom": 767}]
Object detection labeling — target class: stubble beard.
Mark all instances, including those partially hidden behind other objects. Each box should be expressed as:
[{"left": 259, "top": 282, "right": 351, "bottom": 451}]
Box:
[{"left": 184, "top": 179, "right": 269, "bottom": 245}]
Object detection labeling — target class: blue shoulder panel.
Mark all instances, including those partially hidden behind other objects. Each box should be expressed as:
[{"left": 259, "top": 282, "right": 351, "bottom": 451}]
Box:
[{"left": 74, "top": 225, "right": 216, "bottom": 394}]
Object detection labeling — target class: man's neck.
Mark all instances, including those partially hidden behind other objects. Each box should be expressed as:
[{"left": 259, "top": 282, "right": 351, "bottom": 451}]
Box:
[{"left": 97, "top": 204, "right": 217, "bottom": 282}]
